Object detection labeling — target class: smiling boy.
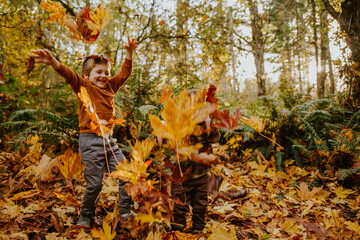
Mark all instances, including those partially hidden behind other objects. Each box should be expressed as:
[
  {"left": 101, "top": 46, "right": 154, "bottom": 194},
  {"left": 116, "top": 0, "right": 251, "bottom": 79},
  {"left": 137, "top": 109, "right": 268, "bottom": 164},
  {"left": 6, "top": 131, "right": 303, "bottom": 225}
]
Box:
[{"left": 30, "top": 37, "right": 138, "bottom": 227}]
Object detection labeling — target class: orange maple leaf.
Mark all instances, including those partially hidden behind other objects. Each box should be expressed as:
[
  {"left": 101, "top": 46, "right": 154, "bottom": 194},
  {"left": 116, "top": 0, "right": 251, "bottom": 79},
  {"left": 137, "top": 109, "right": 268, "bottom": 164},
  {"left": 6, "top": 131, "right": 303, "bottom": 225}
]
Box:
[
  {"left": 65, "top": 4, "right": 109, "bottom": 44},
  {"left": 159, "top": 86, "right": 172, "bottom": 104},
  {"left": 212, "top": 108, "right": 242, "bottom": 132},
  {"left": 108, "top": 118, "right": 126, "bottom": 127},
  {"left": 40, "top": 0, "right": 67, "bottom": 25}
]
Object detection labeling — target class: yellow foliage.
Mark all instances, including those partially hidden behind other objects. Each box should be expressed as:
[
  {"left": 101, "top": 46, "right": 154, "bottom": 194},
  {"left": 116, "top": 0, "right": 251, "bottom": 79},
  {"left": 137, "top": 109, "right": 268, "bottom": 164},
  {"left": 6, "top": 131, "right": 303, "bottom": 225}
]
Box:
[
  {"left": 40, "top": 0, "right": 67, "bottom": 25},
  {"left": 58, "top": 148, "right": 85, "bottom": 180}
]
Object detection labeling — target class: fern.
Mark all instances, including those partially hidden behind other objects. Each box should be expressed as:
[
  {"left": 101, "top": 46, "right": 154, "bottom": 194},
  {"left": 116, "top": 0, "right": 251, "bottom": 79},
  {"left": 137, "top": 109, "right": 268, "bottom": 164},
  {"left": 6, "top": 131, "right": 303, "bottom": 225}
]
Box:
[
  {"left": 338, "top": 167, "right": 360, "bottom": 181},
  {"left": 1, "top": 109, "right": 77, "bottom": 147},
  {"left": 298, "top": 116, "right": 329, "bottom": 152}
]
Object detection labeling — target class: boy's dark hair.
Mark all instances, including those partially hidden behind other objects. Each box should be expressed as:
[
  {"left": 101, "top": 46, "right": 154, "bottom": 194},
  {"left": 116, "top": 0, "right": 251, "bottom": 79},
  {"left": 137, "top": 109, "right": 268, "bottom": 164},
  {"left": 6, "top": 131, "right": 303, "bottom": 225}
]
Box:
[{"left": 82, "top": 55, "right": 112, "bottom": 76}]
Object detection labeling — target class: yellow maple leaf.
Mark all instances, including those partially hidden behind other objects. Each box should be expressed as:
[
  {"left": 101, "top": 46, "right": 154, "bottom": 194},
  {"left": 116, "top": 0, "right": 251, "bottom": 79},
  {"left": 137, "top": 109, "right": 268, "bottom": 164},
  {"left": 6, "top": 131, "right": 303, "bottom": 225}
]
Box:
[
  {"left": 131, "top": 138, "right": 156, "bottom": 163},
  {"left": 112, "top": 138, "right": 154, "bottom": 184},
  {"left": 58, "top": 148, "right": 85, "bottom": 180},
  {"left": 345, "top": 221, "right": 360, "bottom": 235},
  {"left": 91, "top": 221, "right": 115, "bottom": 240},
  {"left": 87, "top": 4, "right": 110, "bottom": 36},
  {"left": 149, "top": 88, "right": 212, "bottom": 151},
  {"left": 296, "top": 182, "right": 323, "bottom": 201},
  {"left": 40, "top": 0, "right": 67, "bottom": 25},
  {"left": 241, "top": 115, "right": 266, "bottom": 133},
  {"left": 335, "top": 186, "right": 355, "bottom": 199},
  {"left": 282, "top": 220, "right": 300, "bottom": 235}
]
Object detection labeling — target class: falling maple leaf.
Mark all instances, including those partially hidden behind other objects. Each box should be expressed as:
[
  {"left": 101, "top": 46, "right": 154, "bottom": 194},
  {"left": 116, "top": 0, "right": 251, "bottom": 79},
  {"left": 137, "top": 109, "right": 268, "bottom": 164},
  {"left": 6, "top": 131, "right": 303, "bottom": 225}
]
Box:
[
  {"left": 130, "top": 138, "right": 156, "bottom": 163},
  {"left": 150, "top": 88, "right": 212, "bottom": 149},
  {"left": 108, "top": 118, "right": 126, "bottom": 127},
  {"left": 112, "top": 138, "right": 154, "bottom": 184},
  {"left": 91, "top": 221, "right": 116, "bottom": 240},
  {"left": 39, "top": 0, "right": 67, "bottom": 25},
  {"left": 65, "top": 4, "right": 109, "bottom": 44},
  {"left": 57, "top": 148, "right": 85, "bottom": 180},
  {"left": 0, "top": 64, "right": 4, "bottom": 80},
  {"left": 159, "top": 86, "right": 172, "bottom": 104},
  {"left": 26, "top": 56, "right": 35, "bottom": 76},
  {"left": 211, "top": 108, "right": 241, "bottom": 132},
  {"left": 241, "top": 115, "right": 266, "bottom": 133},
  {"left": 206, "top": 84, "right": 218, "bottom": 104}
]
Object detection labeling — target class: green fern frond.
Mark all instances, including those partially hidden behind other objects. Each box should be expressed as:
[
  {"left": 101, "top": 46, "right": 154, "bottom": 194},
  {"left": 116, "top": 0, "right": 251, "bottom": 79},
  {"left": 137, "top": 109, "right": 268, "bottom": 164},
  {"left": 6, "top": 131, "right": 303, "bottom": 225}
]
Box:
[
  {"left": 338, "top": 167, "right": 360, "bottom": 181},
  {"left": 299, "top": 116, "right": 328, "bottom": 151},
  {"left": 9, "top": 109, "right": 70, "bottom": 123}
]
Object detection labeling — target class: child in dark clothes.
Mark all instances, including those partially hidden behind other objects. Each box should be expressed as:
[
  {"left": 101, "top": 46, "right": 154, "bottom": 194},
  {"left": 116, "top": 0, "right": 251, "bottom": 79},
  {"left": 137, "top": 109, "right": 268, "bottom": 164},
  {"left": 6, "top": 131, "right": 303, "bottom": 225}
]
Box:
[{"left": 170, "top": 89, "right": 220, "bottom": 233}]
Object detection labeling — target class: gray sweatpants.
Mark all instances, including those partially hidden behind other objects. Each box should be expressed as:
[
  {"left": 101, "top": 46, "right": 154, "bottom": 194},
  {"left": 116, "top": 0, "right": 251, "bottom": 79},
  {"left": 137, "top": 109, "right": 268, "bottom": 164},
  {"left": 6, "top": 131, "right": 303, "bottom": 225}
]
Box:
[{"left": 79, "top": 133, "right": 133, "bottom": 217}]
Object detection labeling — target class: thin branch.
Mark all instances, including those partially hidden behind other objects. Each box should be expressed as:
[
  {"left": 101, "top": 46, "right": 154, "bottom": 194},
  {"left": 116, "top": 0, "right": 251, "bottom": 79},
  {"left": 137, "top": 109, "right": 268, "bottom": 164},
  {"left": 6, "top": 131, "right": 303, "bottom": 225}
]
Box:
[{"left": 137, "top": 0, "right": 156, "bottom": 43}]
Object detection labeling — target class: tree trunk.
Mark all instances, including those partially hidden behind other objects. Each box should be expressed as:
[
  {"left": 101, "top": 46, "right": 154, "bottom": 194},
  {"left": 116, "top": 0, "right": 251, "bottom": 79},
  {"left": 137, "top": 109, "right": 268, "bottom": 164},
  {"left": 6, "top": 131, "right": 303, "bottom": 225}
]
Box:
[
  {"left": 318, "top": 8, "right": 328, "bottom": 98},
  {"left": 311, "top": 0, "right": 319, "bottom": 69},
  {"left": 229, "top": 9, "right": 237, "bottom": 93},
  {"left": 322, "top": 0, "right": 360, "bottom": 101},
  {"left": 248, "top": 0, "right": 266, "bottom": 96},
  {"left": 328, "top": 46, "right": 335, "bottom": 94}
]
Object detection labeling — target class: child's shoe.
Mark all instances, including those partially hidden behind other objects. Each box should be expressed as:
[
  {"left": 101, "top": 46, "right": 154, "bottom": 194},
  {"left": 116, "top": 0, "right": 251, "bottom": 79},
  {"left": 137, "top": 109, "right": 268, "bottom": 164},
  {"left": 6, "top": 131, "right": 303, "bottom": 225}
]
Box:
[{"left": 76, "top": 214, "right": 91, "bottom": 228}]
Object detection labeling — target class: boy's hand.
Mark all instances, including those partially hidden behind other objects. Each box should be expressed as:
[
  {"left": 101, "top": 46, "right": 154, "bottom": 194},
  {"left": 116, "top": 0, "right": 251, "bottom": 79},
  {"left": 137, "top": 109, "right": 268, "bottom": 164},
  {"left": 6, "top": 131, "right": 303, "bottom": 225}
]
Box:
[
  {"left": 31, "top": 49, "right": 60, "bottom": 69},
  {"left": 124, "top": 37, "right": 138, "bottom": 60}
]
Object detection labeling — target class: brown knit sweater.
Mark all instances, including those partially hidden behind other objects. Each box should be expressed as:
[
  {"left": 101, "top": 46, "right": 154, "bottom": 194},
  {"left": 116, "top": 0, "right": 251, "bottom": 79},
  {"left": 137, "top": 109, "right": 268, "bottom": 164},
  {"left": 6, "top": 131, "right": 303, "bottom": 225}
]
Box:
[{"left": 55, "top": 59, "right": 133, "bottom": 133}]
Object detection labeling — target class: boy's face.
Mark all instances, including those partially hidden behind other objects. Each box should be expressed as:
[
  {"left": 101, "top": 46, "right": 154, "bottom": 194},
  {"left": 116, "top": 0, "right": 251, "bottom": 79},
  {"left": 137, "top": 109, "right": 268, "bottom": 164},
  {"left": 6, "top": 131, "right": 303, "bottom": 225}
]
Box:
[{"left": 84, "top": 63, "right": 111, "bottom": 88}]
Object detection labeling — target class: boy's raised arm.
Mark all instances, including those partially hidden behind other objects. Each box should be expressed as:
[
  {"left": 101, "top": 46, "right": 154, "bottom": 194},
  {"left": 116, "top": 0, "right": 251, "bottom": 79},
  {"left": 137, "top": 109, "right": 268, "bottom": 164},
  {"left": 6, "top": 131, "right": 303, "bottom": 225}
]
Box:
[
  {"left": 31, "top": 49, "right": 60, "bottom": 70},
  {"left": 124, "top": 37, "right": 138, "bottom": 61},
  {"left": 110, "top": 37, "right": 138, "bottom": 91},
  {"left": 30, "top": 49, "right": 83, "bottom": 93}
]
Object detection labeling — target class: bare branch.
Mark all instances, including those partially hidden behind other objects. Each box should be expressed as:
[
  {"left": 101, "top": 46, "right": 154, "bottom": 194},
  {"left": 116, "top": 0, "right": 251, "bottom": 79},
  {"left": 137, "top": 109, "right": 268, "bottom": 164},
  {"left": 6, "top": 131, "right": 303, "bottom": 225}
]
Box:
[{"left": 322, "top": 0, "right": 340, "bottom": 20}]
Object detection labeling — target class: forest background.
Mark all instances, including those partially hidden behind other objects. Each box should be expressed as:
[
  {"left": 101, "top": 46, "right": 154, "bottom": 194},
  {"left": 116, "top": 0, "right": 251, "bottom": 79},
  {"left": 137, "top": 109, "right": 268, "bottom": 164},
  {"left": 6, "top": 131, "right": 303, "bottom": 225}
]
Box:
[{"left": 1, "top": 0, "right": 360, "bottom": 239}]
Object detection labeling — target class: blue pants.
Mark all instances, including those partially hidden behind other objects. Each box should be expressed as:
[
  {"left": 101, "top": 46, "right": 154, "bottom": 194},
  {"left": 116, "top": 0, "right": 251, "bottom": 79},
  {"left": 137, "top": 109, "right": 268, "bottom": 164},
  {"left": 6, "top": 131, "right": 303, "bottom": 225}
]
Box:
[{"left": 79, "top": 133, "right": 133, "bottom": 217}]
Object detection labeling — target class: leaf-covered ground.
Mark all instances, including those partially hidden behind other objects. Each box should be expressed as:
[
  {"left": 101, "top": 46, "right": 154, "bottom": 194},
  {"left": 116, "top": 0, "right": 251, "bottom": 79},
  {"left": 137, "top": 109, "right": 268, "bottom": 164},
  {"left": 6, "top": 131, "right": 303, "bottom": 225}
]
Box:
[{"left": 1, "top": 137, "right": 360, "bottom": 240}]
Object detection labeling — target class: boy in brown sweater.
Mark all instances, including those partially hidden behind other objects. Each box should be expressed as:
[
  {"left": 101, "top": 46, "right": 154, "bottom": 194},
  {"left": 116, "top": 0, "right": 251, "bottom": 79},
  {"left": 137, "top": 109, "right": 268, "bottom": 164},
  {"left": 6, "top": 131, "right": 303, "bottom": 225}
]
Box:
[{"left": 30, "top": 37, "right": 138, "bottom": 227}]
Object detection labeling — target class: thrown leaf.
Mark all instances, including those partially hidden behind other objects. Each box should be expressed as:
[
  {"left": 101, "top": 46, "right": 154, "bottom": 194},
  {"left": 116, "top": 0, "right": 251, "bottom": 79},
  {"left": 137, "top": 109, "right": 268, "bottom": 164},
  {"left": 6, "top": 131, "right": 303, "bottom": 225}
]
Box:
[
  {"left": 27, "top": 56, "right": 35, "bottom": 76},
  {"left": 40, "top": 0, "right": 67, "bottom": 25}
]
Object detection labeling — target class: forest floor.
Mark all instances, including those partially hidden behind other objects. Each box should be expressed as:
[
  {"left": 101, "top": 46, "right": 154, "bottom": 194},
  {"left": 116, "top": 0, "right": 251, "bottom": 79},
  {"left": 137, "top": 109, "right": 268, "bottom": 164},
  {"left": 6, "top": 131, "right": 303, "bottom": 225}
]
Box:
[{"left": 0, "top": 140, "right": 360, "bottom": 240}]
